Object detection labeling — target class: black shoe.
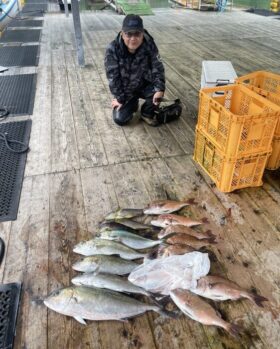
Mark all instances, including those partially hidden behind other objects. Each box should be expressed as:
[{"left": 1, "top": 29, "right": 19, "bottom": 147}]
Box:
[{"left": 132, "top": 101, "right": 139, "bottom": 113}]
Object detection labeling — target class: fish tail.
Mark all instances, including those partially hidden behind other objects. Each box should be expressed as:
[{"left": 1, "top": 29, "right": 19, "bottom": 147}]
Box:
[
  {"left": 146, "top": 246, "right": 160, "bottom": 260},
  {"left": 248, "top": 293, "right": 268, "bottom": 307},
  {"left": 205, "top": 230, "right": 216, "bottom": 239},
  {"left": 151, "top": 294, "right": 170, "bottom": 306},
  {"left": 206, "top": 236, "right": 217, "bottom": 244},
  {"left": 186, "top": 198, "right": 197, "bottom": 205},
  {"left": 226, "top": 323, "right": 241, "bottom": 338},
  {"left": 157, "top": 308, "right": 180, "bottom": 319},
  {"left": 201, "top": 217, "right": 210, "bottom": 224}
]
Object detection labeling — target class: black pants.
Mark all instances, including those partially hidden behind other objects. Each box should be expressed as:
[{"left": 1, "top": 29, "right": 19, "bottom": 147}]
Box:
[{"left": 113, "top": 85, "right": 156, "bottom": 126}]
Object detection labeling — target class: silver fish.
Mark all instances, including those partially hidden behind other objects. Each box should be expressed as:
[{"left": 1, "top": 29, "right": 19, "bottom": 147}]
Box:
[
  {"left": 105, "top": 208, "right": 143, "bottom": 221},
  {"left": 73, "top": 239, "right": 146, "bottom": 260},
  {"left": 170, "top": 289, "right": 240, "bottom": 337},
  {"left": 99, "top": 230, "right": 162, "bottom": 250},
  {"left": 72, "top": 255, "right": 138, "bottom": 275},
  {"left": 72, "top": 273, "right": 150, "bottom": 296},
  {"left": 117, "top": 219, "right": 154, "bottom": 231},
  {"left": 144, "top": 199, "right": 195, "bottom": 215},
  {"left": 191, "top": 275, "right": 268, "bottom": 307},
  {"left": 99, "top": 221, "right": 136, "bottom": 234},
  {"left": 44, "top": 286, "right": 170, "bottom": 324}
]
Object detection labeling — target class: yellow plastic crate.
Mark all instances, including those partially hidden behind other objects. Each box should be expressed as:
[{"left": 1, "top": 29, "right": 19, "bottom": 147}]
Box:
[
  {"left": 236, "top": 71, "right": 280, "bottom": 136},
  {"left": 194, "top": 129, "right": 271, "bottom": 192},
  {"left": 266, "top": 136, "right": 280, "bottom": 170},
  {"left": 197, "top": 84, "right": 280, "bottom": 157}
]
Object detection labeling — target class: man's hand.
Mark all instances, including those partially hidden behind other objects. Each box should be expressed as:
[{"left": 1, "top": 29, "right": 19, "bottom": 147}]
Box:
[
  {"left": 112, "top": 99, "right": 122, "bottom": 110},
  {"left": 153, "top": 91, "right": 164, "bottom": 105}
]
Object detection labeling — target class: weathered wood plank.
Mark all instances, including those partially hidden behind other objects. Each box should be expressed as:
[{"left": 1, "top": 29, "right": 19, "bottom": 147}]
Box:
[
  {"left": 48, "top": 170, "right": 96, "bottom": 349},
  {"left": 80, "top": 166, "right": 156, "bottom": 349},
  {"left": 51, "top": 63, "right": 80, "bottom": 172}
]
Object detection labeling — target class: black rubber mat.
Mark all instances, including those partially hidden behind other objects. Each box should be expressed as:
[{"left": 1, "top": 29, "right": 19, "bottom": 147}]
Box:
[
  {"left": 0, "top": 120, "right": 32, "bottom": 222},
  {"left": 8, "top": 19, "right": 43, "bottom": 27},
  {"left": 245, "top": 8, "right": 279, "bottom": 16},
  {"left": 0, "top": 30, "right": 41, "bottom": 43},
  {"left": 17, "top": 10, "right": 44, "bottom": 17},
  {"left": 0, "top": 46, "right": 39, "bottom": 67},
  {"left": 0, "top": 74, "right": 37, "bottom": 115},
  {"left": 0, "top": 283, "right": 22, "bottom": 349},
  {"left": 22, "top": 3, "right": 48, "bottom": 12}
]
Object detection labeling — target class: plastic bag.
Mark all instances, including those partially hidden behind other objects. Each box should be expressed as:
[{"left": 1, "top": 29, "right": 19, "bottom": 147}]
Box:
[{"left": 128, "top": 252, "right": 210, "bottom": 295}]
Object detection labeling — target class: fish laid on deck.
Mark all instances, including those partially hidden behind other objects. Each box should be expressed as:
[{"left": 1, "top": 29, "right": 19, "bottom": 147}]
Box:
[
  {"left": 72, "top": 255, "right": 139, "bottom": 275},
  {"left": 105, "top": 208, "right": 143, "bottom": 220},
  {"left": 44, "top": 286, "right": 171, "bottom": 324},
  {"left": 101, "top": 218, "right": 153, "bottom": 231},
  {"left": 166, "top": 234, "right": 216, "bottom": 249},
  {"left": 151, "top": 213, "right": 209, "bottom": 228},
  {"left": 158, "top": 225, "right": 215, "bottom": 240},
  {"left": 99, "top": 230, "right": 162, "bottom": 249},
  {"left": 191, "top": 275, "right": 268, "bottom": 307},
  {"left": 150, "top": 244, "right": 195, "bottom": 259},
  {"left": 170, "top": 289, "right": 240, "bottom": 338},
  {"left": 72, "top": 272, "right": 151, "bottom": 296},
  {"left": 143, "top": 199, "right": 196, "bottom": 215},
  {"left": 73, "top": 238, "right": 146, "bottom": 259}
]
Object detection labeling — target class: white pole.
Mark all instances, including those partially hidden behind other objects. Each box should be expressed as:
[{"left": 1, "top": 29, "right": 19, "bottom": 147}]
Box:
[{"left": 63, "top": 0, "right": 69, "bottom": 17}]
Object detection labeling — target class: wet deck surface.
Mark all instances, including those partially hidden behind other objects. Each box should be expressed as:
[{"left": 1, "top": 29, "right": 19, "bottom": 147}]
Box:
[{"left": 0, "top": 7, "right": 280, "bottom": 349}]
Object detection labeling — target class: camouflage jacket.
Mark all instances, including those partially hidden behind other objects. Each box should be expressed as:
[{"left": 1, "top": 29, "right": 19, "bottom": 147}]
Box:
[{"left": 104, "top": 30, "right": 165, "bottom": 104}]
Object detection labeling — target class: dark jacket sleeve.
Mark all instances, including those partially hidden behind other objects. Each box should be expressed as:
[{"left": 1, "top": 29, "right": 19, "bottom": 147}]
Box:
[
  {"left": 149, "top": 42, "right": 165, "bottom": 92},
  {"left": 104, "top": 43, "right": 126, "bottom": 104}
]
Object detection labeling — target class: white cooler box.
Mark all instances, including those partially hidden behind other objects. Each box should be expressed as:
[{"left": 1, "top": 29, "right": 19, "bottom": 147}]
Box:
[{"left": 201, "top": 61, "right": 237, "bottom": 89}]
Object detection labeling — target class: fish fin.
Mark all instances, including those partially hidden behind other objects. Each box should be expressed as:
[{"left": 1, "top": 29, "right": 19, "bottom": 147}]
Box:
[
  {"left": 119, "top": 318, "right": 130, "bottom": 323},
  {"left": 249, "top": 293, "right": 268, "bottom": 307},
  {"left": 226, "top": 323, "right": 242, "bottom": 338},
  {"left": 209, "top": 282, "right": 224, "bottom": 289},
  {"left": 74, "top": 316, "right": 87, "bottom": 325},
  {"left": 201, "top": 217, "right": 210, "bottom": 224}
]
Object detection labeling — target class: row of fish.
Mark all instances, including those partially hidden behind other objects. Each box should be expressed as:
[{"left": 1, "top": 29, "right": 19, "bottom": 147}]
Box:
[{"left": 44, "top": 200, "right": 268, "bottom": 338}]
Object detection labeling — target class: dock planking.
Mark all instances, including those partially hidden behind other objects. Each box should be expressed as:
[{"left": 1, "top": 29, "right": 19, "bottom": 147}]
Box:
[{"left": 0, "top": 8, "right": 279, "bottom": 349}]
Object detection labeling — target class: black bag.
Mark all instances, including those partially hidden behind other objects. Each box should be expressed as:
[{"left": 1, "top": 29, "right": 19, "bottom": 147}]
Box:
[{"left": 154, "top": 98, "right": 182, "bottom": 124}]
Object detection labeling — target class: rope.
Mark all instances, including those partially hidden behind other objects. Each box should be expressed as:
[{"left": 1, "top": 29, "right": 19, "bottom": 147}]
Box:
[
  {"left": 0, "top": 107, "right": 9, "bottom": 121},
  {"left": 0, "top": 132, "right": 29, "bottom": 153}
]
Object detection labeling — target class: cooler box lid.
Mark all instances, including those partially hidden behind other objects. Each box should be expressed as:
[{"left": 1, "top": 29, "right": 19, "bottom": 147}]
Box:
[{"left": 202, "top": 61, "right": 237, "bottom": 85}]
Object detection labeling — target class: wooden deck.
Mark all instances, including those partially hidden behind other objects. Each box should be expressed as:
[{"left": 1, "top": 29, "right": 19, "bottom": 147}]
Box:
[{"left": 0, "top": 7, "right": 280, "bottom": 349}]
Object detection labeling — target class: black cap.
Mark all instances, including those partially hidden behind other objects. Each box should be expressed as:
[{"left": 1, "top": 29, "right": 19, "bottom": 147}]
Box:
[{"left": 122, "top": 14, "right": 144, "bottom": 33}]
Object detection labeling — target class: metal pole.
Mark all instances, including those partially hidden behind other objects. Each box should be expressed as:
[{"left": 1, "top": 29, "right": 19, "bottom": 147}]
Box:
[
  {"left": 63, "top": 0, "right": 69, "bottom": 17},
  {"left": 71, "top": 0, "right": 85, "bottom": 67}
]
